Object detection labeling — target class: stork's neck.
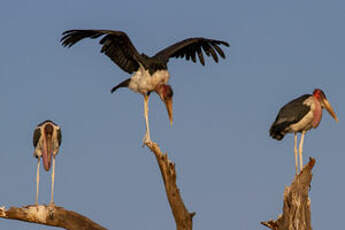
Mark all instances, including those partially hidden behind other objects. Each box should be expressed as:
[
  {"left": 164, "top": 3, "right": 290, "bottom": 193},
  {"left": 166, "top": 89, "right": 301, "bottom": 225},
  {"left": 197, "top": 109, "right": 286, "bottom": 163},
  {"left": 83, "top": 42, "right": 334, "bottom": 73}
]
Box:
[{"left": 312, "top": 96, "right": 322, "bottom": 128}]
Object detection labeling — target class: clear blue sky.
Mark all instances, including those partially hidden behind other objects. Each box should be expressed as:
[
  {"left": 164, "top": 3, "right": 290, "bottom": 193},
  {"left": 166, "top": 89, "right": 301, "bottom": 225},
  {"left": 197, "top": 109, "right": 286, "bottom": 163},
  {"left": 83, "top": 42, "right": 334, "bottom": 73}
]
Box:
[{"left": 1, "top": 0, "right": 344, "bottom": 229}]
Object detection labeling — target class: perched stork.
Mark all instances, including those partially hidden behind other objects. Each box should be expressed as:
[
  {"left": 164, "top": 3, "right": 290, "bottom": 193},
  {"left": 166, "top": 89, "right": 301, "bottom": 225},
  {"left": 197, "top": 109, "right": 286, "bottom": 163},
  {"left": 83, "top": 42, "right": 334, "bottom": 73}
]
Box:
[
  {"left": 61, "top": 29, "right": 229, "bottom": 144},
  {"left": 33, "top": 120, "right": 62, "bottom": 205},
  {"left": 270, "top": 89, "right": 338, "bottom": 174}
]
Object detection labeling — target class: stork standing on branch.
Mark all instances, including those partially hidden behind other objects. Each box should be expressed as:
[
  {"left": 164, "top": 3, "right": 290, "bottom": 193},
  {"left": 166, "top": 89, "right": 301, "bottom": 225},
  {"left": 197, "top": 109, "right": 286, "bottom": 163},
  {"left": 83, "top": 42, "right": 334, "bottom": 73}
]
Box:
[
  {"left": 33, "top": 120, "right": 62, "bottom": 205},
  {"left": 270, "top": 89, "right": 338, "bottom": 174},
  {"left": 60, "top": 29, "right": 229, "bottom": 144}
]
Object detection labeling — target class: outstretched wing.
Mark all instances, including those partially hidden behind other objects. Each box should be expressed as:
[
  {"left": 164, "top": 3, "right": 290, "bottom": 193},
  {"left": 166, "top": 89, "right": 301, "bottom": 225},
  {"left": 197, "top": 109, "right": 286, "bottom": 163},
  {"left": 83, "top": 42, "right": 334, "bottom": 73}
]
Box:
[
  {"left": 61, "top": 30, "right": 142, "bottom": 74},
  {"left": 153, "top": 38, "right": 229, "bottom": 66}
]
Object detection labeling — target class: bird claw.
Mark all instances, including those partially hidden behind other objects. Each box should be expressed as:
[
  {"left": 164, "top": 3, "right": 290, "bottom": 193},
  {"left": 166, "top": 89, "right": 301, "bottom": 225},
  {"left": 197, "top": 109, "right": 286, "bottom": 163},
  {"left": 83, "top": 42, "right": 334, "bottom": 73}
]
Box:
[
  {"left": 142, "top": 133, "right": 151, "bottom": 147},
  {"left": 48, "top": 201, "right": 56, "bottom": 207}
]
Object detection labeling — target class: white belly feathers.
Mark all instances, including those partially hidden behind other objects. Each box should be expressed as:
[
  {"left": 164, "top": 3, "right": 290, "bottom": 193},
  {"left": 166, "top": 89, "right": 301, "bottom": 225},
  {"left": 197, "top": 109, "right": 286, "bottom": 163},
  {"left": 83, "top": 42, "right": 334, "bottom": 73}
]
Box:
[
  {"left": 128, "top": 66, "right": 170, "bottom": 94},
  {"left": 289, "top": 112, "right": 314, "bottom": 132}
]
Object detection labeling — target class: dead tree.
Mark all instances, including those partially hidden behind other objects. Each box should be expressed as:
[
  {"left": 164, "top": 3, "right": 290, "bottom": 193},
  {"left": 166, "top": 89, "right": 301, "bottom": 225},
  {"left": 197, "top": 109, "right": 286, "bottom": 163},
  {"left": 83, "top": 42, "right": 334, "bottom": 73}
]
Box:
[
  {"left": 0, "top": 140, "right": 193, "bottom": 230},
  {"left": 261, "top": 157, "right": 315, "bottom": 230},
  {"left": 0, "top": 205, "right": 106, "bottom": 230},
  {"left": 145, "top": 140, "right": 195, "bottom": 230}
]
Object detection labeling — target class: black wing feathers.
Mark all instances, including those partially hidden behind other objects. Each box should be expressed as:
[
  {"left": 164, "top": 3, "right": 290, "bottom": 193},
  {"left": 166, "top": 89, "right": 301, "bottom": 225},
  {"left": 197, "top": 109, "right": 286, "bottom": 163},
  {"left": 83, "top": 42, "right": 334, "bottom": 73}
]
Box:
[
  {"left": 110, "top": 78, "right": 131, "bottom": 93},
  {"left": 154, "top": 38, "right": 229, "bottom": 65},
  {"left": 61, "top": 30, "right": 141, "bottom": 74},
  {"left": 57, "top": 128, "right": 62, "bottom": 146},
  {"left": 270, "top": 94, "right": 311, "bottom": 140},
  {"left": 33, "top": 128, "right": 41, "bottom": 147}
]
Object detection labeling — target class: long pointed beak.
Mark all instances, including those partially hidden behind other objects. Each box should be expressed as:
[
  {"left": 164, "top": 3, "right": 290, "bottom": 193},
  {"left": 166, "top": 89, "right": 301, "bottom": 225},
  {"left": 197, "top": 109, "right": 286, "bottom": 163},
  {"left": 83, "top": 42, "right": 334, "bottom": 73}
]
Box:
[
  {"left": 42, "top": 135, "right": 53, "bottom": 171},
  {"left": 323, "top": 98, "right": 338, "bottom": 122},
  {"left": 164, "top": 98, "right": 173, "bottom": 125}
]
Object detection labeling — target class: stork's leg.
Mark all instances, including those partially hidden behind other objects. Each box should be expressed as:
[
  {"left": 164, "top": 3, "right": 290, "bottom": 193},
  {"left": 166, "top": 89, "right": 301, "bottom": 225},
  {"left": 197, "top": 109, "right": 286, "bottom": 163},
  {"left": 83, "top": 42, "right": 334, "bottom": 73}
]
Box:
[
  {"left": 143, "top": 94, "right": 151, "bottom": 145},
  {"left": 294, "top": 132, "right": 298, "bottom": 175},
  {"left": 50, "top": 155, "right": 56, "bottom": 206},
  {"left": 299, "top": 131, "right": 306, "bottom": 171},
  {"left": 35, "top": 157, "right": 40, "bottom": 206}
]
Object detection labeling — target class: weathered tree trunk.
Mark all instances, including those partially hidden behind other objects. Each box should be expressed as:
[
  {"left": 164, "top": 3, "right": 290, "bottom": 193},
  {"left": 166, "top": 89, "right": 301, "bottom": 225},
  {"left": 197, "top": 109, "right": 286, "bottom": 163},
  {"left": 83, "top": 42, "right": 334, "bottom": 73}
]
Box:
[
  {"left": 145, "top": 141, "right": 194, "bottom": 230},
  {"left": 261, "top": 157, "right": 315, "bottom": 230},
  {"left": 0, "top": 205, "right": 106, "bottom": 230}
]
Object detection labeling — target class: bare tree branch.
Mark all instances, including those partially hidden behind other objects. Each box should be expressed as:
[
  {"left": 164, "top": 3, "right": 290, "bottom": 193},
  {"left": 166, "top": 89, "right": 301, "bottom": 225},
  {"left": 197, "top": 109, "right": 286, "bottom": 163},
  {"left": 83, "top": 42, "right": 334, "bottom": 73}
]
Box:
[
  {"left": 261, "top": 157, "right": 315, "bottom": 230},
  {"left": 145, "top": 140, "right": 194, "bottom": 230},
  {"left": 1, "top": 140, "right": 193, "bottom": 230},
  {"left": 0, "top": 205, "right": 106, "bottom": 230}
]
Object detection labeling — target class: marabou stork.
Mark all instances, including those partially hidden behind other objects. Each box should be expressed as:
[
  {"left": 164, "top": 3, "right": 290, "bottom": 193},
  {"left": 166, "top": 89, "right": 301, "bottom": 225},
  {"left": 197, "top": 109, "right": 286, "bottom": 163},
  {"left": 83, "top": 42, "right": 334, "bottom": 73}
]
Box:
[
  {"left": 60, "top": 29, "right": 229, "bottom": 144},
  {"left": 270, "top": 89, "right": 338, "bottom": 174},
  {"left": 33, "top": 120, "right": 62, "bottom": 205}
]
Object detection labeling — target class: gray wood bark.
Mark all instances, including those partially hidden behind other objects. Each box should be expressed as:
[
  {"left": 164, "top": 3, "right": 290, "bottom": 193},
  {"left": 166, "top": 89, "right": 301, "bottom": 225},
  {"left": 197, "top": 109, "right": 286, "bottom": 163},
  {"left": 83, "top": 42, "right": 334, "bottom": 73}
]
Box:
[{"left": 261, "top": 157, "right": 315, "bottom": 230}]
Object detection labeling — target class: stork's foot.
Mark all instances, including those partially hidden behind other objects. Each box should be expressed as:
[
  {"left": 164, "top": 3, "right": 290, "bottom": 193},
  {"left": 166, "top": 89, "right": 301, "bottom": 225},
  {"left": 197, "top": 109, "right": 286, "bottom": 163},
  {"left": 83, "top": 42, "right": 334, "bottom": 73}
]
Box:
[
  {"left": 48, "top": 201, "right": 56, "bottom": 207},
  {"left": 142, "top": 133, "right": 152, "bottom": 147}
]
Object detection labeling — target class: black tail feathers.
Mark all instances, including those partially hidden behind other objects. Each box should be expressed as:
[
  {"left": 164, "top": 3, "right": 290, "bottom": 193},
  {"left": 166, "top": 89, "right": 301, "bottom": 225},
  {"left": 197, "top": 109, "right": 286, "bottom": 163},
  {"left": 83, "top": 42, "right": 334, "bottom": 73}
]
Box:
[
  {"left": 110, "top": 78, "right": 131, "bottom": 93},
  {"left": 269, "top": 123, "right": 287, "bottom": 140}
]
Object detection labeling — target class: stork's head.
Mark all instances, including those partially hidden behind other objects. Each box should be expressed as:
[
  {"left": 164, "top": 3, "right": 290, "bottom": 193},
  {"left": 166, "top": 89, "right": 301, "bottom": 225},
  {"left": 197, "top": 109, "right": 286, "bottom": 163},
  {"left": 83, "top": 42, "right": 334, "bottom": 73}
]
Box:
[
  {"left": 156, "top": 84, "right": 174, "bottom": 125},
  {"left": 313, "top": 89, "right": 338, "bottom": 122},
  {"left": 33, "top": 120, "right": 62, "bottom": 171}
]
